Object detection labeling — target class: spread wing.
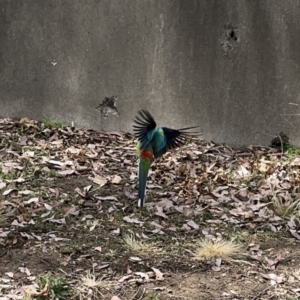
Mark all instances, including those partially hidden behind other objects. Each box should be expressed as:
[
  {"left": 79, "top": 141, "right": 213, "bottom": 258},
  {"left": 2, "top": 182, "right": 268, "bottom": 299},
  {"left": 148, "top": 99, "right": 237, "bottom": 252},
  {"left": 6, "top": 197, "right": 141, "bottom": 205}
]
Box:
[
  {"left": 162, "top": 126, "right": 200, "bottom": 151},
  {"left": 133, "top": 109, "right": 156, "bottom": 145}
]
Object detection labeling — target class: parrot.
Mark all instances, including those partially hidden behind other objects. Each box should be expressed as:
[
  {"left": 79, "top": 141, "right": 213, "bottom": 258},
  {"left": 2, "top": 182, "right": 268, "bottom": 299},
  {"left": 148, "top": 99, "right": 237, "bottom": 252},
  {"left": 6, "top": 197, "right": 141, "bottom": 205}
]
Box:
[{"left": 133, "top": 109, "right": 199, "bottom": 208}]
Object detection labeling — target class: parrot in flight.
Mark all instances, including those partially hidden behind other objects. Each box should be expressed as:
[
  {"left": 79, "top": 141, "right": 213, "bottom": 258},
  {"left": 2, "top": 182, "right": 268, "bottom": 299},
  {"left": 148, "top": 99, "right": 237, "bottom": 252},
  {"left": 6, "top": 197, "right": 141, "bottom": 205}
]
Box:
[{"left": 133, "top": 109, "right": 199, "bottom": 208}]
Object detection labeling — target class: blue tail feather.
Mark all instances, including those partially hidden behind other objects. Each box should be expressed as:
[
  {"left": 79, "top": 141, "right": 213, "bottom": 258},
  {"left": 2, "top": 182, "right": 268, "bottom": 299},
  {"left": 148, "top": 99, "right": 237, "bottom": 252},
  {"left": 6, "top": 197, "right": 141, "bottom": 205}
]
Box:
[{"left": 138, "top": 160, "right": 150, "bottom": 208}]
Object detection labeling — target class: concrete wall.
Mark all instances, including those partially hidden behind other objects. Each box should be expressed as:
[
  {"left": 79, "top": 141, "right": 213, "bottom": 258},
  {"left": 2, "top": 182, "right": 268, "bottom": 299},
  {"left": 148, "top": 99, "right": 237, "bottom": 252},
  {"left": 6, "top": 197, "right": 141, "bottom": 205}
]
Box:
[{"left": 1, "top": 0, "right": 300, "bottom": 146}]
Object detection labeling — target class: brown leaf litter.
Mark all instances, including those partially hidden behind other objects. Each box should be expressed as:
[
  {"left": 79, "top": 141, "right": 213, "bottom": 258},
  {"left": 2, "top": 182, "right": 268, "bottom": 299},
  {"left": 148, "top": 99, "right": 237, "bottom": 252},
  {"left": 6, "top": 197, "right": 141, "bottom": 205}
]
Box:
[{"left": 0, "top": 117, "right": 299, "bottom": 299}]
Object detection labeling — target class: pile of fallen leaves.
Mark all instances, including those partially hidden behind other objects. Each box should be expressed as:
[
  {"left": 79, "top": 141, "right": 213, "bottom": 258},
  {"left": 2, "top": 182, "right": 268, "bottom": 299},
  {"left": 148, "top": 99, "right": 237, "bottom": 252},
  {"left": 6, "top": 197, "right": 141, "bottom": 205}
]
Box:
[{"left": 0, "top": 117, "right": 300, "bottom": 299}]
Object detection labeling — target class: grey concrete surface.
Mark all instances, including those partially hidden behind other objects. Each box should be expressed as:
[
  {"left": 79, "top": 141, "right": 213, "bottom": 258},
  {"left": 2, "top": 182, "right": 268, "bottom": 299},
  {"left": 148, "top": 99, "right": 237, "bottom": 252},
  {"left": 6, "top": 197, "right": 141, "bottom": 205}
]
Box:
[{"left": 1, "top": 0, "right": 300, "bottom": 146}]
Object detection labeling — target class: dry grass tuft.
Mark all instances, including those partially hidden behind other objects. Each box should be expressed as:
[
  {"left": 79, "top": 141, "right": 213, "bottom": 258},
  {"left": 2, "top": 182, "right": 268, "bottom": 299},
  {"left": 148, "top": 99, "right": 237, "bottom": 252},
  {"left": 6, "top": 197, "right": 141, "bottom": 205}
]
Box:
[
  {"left": 123, "top": 234, "right": 160, "bottom": 255},
  {"left": 193, "top": 239, "right": 244, "bottom": 261},
  {"left": 272, "top": 196, "right": 300, "bottom": 220},
  {"left": 77, "top": 271, "right": 110, "bottom": 299},
  {"left": 21, "top": 294, "right": 34, "bottom": 300},
  {"left": 293, "top": 269, "right": 300, "bottom": 280},
  {"left": 81, "top": 271, "right": 106, "bottom": 289},
  {"left": 0, "top": 207, "right": 15, "bottom": 227}
]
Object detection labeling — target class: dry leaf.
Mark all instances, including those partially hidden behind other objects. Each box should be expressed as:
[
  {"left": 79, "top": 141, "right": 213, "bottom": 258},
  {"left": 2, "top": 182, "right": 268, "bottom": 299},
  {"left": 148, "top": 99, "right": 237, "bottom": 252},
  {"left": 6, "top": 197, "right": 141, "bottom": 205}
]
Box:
[
  {"left": 111, "top": 175, "right": 122, "bottom": 184},
  {"left": 151, "top": 267, "right": 164, "bottom": 281},
  {"left": 187, "top": 220, "right": 199, "bottom": 230},
  {"left": 93, "top": 175, "right": 108, "bottom": 187}
]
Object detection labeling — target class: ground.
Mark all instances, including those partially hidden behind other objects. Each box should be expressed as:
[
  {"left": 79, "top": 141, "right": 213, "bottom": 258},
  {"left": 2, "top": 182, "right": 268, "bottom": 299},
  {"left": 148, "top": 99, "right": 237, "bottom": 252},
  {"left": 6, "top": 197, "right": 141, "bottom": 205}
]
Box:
[{"left": 0, "top": 117, "right": 300, "bottom": 300}]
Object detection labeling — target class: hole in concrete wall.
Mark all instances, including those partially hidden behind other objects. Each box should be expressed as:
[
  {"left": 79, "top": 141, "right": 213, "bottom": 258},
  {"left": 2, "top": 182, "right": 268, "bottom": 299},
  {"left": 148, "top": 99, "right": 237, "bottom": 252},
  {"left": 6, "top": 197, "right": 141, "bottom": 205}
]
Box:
[
  {"left": 95, "top": 96, "right": 120, "bottom": 119},
  {"left": 225, "top": 23, "right": 239, "bottom": 42},
  {"left": 229, "top": 29, "right": 237, "bottom": 41},
  {"left": 220, "top": 23, "right": 239, "bottom": 55},
  {"left": 270, "top": 132, "right": 290, "bottom": 149}
]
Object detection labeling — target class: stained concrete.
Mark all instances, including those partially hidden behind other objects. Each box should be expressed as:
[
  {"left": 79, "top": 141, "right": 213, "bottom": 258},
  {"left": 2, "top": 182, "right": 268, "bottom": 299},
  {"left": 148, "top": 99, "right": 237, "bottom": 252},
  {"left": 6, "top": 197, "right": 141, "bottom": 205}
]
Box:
[{"left": 1, "top": 0, "right": 300, "bottom": 146}]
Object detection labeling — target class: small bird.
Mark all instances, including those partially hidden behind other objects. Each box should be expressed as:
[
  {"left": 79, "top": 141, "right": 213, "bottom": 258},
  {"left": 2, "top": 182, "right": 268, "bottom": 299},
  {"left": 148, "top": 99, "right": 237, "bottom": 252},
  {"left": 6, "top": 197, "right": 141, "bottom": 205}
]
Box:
[{"left": 133, "top": 109, "right": 199, "bottom": 208}]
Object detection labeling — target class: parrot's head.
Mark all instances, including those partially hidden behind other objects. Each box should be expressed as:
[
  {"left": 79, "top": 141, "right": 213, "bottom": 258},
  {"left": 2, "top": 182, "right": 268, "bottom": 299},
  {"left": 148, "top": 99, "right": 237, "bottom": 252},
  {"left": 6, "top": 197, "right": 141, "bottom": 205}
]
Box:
[{"left": 158, "top": 128, "right": 164, "bottom": 136}]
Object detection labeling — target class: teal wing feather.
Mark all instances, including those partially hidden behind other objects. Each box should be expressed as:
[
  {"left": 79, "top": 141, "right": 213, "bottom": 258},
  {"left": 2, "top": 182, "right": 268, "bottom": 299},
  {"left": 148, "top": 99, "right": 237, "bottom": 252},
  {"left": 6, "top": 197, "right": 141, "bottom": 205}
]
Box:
[
  {"left": 133, "top": 109, "right": 156, "bottom": 148},
  {"left": 152, "top": 130, "right": 167, "bottom": 158},
  {"left": 162, "top": 126, "right": 199, "bottom": 150},
  {"left": 152, "top": 126, "right": 199, "bottom": 158},
  {"left": 133, "top": 109, "right": 199, "bottom": 152}
]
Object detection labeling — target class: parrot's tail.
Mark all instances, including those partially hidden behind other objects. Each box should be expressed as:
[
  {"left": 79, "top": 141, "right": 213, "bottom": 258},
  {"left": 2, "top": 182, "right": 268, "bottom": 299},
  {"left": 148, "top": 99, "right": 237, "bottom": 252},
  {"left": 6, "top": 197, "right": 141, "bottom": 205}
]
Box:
[{"left": 138, "top": 159, "right": 151, "bottom": 208}]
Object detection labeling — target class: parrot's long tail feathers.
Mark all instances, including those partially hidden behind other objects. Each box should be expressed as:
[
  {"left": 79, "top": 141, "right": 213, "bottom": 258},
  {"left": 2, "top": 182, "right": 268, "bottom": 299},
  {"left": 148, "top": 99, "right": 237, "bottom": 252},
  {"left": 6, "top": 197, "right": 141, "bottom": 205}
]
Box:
[
  {"left": 133, "top": 110, "right": 156, "bottom": 144},
  {"left": 138, "top": 159, "right": 151, "bottom": 208}
]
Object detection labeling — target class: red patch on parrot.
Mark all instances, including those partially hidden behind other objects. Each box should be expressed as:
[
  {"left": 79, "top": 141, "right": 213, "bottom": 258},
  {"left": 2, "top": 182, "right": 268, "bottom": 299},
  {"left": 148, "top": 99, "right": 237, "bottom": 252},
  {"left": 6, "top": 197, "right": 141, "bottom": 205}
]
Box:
[{"left": 140, "top": 150, "right": 154, "bottom": 162}]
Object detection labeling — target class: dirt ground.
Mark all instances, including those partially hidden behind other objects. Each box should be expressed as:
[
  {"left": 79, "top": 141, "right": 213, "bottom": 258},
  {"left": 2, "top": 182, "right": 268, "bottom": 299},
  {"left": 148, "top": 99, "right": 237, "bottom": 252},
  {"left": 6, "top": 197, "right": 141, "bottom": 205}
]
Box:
[{"left": 0, "top": 118, "right": 300, "bottom": 300}]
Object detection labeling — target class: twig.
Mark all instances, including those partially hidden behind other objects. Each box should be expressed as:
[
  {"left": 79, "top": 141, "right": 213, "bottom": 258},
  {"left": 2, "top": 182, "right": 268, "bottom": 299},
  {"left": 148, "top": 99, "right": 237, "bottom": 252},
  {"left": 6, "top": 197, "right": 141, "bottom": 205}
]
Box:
[
  {"left": 280, "top": 114, "right": 295, "bottom": 128},
  {"left": 131, "top": 287, "right": 145, "bottom": 300},
  {"left": 251, "top": 284, "right": 274, "bottom": 300},
  {"left": 236, "top": 219, "right": 285, "bottom": 226},
  {"left": 282, "top": 113, "right": 300, "bottom": 115}
]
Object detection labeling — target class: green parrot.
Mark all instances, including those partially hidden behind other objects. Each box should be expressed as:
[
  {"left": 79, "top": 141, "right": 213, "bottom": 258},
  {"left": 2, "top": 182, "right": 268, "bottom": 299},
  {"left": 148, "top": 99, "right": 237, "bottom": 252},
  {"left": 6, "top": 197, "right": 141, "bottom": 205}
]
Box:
[{"left": 133, "top": 109, "right": 199, "bottom": 208}]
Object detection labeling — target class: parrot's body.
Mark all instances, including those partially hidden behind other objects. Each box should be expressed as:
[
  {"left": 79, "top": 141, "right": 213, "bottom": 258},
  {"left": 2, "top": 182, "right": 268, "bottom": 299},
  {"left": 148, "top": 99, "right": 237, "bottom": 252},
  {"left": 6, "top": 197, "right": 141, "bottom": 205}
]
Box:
[{"left": 133, "top": 109, "right": 199, "bottom": 208}]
